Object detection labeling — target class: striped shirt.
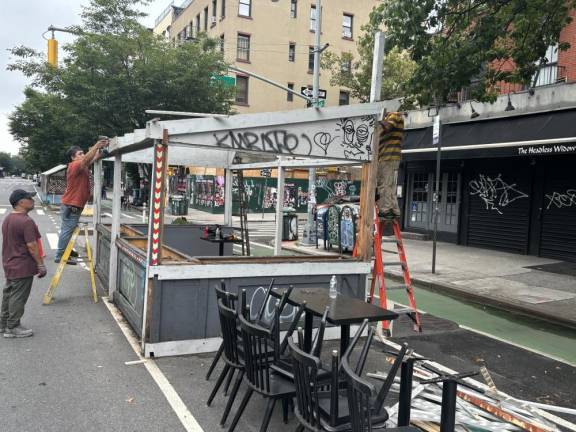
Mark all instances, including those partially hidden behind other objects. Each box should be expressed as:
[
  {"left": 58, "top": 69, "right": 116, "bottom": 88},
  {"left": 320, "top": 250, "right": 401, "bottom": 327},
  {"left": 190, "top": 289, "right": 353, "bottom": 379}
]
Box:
[{"left": 378, "top": 112, "right": 404, "bottom": 162}]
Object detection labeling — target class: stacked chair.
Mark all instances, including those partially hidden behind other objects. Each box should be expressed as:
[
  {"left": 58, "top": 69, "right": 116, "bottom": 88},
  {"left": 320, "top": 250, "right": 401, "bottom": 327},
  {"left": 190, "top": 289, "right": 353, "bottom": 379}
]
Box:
[{"left": 207, "top": 280, "right": 422, "bottom": 431}]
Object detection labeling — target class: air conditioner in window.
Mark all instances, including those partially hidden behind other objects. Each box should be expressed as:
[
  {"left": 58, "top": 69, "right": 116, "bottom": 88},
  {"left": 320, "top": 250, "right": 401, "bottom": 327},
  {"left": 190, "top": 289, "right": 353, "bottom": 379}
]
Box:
[{"left": 210, "top": 16, "right": 217, "bottom": 25}]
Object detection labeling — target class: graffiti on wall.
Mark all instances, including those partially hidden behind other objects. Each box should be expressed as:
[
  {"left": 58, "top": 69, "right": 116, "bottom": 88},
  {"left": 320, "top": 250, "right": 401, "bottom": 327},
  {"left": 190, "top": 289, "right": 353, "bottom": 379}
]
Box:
[
  {"left": 469, "top": 174, "right": 528, "bottom": 214},
  {"left": 545, "top": 189, "right": 576, "bottom": 210}
]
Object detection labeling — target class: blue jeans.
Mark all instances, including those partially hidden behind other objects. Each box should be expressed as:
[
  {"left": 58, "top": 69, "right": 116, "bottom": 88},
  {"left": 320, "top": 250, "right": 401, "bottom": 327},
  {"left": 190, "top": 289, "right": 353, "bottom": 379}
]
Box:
[{"left": 55, "top": 204, "right": 82, "bottom": 261}]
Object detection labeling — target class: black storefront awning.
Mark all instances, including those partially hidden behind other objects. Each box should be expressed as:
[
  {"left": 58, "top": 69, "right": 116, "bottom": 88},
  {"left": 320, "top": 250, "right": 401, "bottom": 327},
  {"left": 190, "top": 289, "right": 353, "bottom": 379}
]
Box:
[{"left": 403, "top": 108, "right": 576, "bottom": 160}]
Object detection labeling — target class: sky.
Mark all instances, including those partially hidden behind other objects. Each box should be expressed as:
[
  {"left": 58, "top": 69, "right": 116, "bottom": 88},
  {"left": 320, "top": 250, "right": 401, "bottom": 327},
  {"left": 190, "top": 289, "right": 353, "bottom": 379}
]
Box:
[{"left": 0, "top": 0, "right": 171, "bottom": 156}]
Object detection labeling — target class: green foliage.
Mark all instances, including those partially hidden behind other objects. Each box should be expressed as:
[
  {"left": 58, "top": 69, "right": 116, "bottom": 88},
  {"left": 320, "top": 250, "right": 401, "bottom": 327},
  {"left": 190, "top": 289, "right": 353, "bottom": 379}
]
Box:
[
  {"left": 8, "top": 0, "right": 234, "bottom": 170},
  {"left": 378, "top": 0, "right": 576, "bottom": 105},
  {"left": 324, "top": 0, "right": 575, "bottom": 106}
]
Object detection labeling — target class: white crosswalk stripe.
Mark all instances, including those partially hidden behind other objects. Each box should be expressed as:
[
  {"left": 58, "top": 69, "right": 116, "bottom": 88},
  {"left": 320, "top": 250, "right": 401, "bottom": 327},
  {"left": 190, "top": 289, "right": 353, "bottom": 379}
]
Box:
[
  {"left": 0, "top": 208, "right": 6, "bottom": 214},
  {"left": 36, "top": 209, "right": 45, "bottom": 215},
  {"left": 46, "top": 233, "right": 59, "bottom": 250}
]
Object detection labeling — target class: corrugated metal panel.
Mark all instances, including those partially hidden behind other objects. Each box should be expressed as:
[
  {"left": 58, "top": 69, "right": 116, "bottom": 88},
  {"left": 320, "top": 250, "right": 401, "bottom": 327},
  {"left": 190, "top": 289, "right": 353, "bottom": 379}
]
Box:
[
  {"left": 539, "top": 169, "right": 576, "bottom": 262},
  {"left": 466, "top": 169, "right": 531, "bottom": 253}
]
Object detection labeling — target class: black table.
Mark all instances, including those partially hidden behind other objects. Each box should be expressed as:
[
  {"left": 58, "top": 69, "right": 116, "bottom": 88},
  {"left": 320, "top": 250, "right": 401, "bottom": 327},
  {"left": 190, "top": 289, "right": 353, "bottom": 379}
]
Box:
[
  {"left": 200, "top": 236, "right": 243, "bottom": 256},
  {"left": 280, "top": 288, "right": 398, "bottom": 355}
]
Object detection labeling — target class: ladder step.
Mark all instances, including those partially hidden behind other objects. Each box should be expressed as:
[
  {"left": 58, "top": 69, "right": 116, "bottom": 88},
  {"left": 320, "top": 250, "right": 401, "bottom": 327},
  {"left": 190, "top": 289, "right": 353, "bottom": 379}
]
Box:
[
  {"left": 381, "top": 239, "right": 399, "bottom": 244},
  {"left": 393, "top": 307, "right": 418, "bottom": 315},
  {"left": 383, "top": 261, "right": 404, "bottom": 266}
]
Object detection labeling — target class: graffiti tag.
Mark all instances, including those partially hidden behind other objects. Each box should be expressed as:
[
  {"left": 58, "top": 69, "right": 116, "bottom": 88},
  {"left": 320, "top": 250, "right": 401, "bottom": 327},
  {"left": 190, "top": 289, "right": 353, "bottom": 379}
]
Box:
[
  {"left": 545, "top": 189, "right": 576, "bottom": 209},
  {"left": 469, "top": 174, "right": 528, "bottom": 214}
]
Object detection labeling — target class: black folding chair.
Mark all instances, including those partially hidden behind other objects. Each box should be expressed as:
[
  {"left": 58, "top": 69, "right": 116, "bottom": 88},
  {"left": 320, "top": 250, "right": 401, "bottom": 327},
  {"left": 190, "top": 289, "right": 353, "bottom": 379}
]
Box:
[
  {"left": 228, "top": 308, "right": 296, "bottom": 432},
  {"left": 206, "top": 299, "right": 245, "bottom": 426},
  {"left": 206, "top": 280, "right": 238, "bottom": 380},
  {"left": 341, "top": 320, "right": 418, "bottom": 432}
]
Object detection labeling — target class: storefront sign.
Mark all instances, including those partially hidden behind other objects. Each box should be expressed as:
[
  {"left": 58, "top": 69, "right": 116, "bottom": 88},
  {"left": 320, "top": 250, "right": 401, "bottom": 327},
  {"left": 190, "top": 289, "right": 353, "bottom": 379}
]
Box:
[{"left": 517, "top": 143, "right": 576, "bottom": 156}]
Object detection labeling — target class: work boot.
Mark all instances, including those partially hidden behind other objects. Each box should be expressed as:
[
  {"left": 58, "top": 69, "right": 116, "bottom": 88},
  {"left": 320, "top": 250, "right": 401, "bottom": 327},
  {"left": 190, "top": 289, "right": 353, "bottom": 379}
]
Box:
[
  {"left": 4, "top": 325, "right": 33, "bottom": 338},
  {"left": 54, "top": 257, "right": 77, "bottom": 265}
]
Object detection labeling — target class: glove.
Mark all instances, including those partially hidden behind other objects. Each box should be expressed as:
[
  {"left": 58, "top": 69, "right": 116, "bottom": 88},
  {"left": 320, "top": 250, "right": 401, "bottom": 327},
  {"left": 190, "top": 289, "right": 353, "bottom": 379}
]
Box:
[{"left": 37, "top": 264, "right": 47, "bottom": 278}]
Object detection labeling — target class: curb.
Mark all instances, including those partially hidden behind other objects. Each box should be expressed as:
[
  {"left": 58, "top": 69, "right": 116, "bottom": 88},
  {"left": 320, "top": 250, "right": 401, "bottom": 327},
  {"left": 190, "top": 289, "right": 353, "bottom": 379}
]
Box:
[{"left": 387, "top": 271, "right": 576, "bottom": 332}]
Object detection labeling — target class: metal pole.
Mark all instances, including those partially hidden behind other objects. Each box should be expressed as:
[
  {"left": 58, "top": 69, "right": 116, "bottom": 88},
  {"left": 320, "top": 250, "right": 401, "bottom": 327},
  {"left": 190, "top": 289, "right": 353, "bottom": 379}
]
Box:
[
  {"left": 301, "top": 0, "right": 322, "bottom": 246},
  {"left": 92, "top": 159, "right": 102, "bottom": 265},
  {"left": 108, "top": 154, "right": 122, "bottom": 301},
  {"left": 432, "top": 114, "right": 441, "bottom": 274}
]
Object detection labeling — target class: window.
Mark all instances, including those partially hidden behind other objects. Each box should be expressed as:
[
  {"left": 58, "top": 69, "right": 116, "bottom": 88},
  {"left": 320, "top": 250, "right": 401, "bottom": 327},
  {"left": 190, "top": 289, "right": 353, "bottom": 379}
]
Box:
[
  {"left": 235, "top": 75, "right": 249, "bottom": 104},
  {"left": 212, "top": 0, "right": 217, "bottom": 24},
  {"left": 195, "top": 14, "right": 200, "bottom": 35},
  {"left": 237, "top": 33, "right": 250, "bottom": 62},
  {"left": 204, "top": 7, "right": 209, "bottom": 30},
  {"left": 188, "top": 22, "right": 194, "bottom": 39},
  {"left": 339, "top": 91, "right": 350, "bottom": 106},
  {"left": 533, "top": 44, "right": 560, "bottom": 86},
  {"left": 219, "top": 34, "right": 225, "bottom": 53},
  {"left": 341, "top": 57, "right": 351, "bottom": 73},
  {"left": 239, "top": 0, "right": 251, "bottom": 17},
  {"left": 221, "top": 0, "right": 226, "bottom": 18},
  {"left": 290, "top": 0, "right": 297, "bottom": 18},
  {"left": 309, "top": 6, "right": 316, "bottom": 31},
  {"left": 308, "top": 46, "right": 315, "bottom": 72},
  {"left": 288, "top": 43, "right": 295, "bottom": 62},
  {"left": 342, "top": 14, "right": 353, "bottom": 38},
  {"left": 287, "top": 83, "right": 294, "bottom": 102}
]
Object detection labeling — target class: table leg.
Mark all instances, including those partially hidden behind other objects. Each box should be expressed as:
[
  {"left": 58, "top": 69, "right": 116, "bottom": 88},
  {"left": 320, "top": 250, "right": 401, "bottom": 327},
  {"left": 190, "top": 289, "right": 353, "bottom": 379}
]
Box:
[
  {"left": 304, "top": 311, "right": 313, "bottom": 353},
  {"left": 219, "top": 242, "right": 224, "bottom": 256},
  {"left": 340, "top": 325, "right": 350, "bottom": 355}
]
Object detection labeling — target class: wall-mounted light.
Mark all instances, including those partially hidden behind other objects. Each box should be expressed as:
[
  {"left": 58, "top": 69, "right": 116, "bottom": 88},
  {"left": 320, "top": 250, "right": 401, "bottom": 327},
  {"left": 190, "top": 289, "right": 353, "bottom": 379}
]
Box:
[
  {"left": 505, "top": 93, "right": 515, "bottom": 111},
  {"left": 470, "top": 102, "right": 479, "bottom": 119}
]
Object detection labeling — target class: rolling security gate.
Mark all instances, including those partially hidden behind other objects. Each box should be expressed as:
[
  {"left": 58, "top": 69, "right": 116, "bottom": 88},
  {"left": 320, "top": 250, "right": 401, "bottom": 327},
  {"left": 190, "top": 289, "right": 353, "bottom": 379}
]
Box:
[
  {"left": 465, "top": 161, "right": 532, "bottom": 253},
  {"left": 539, "top": 159, "right": 576, "bottom": 262}
]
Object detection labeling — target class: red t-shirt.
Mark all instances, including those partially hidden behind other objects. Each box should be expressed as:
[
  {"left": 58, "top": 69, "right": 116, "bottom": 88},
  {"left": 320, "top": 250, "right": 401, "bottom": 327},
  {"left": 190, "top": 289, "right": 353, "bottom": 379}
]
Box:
[
  {"left": 2, "top": 212, "right": 41, "bottom": 280},
  {"left": 61, "top": 160, "right": 91, "bottom": 208}
]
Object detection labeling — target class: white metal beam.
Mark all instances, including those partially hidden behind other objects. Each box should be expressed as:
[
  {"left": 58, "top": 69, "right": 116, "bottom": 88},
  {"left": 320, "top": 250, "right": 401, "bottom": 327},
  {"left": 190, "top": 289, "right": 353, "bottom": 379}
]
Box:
[
  {"left": 230, "top": 158, "right": 360, "bottom": 170},
  {"left": 92, "top": 159, "right": 102, "bottom": 265},
  {"left": 224, "top": 168, "right": 233, "bottom": 226},
  {"left": 274, "top": 157, "right": 285, "bottom": 256},
  {"left": 108, "top": 154, "right": 122, "bottom": 301}
]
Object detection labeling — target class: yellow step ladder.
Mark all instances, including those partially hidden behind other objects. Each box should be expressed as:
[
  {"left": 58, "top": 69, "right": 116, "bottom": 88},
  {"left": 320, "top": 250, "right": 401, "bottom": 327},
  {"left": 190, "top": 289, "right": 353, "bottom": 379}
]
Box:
[{"left": 43, "top": 222, "right": 98, "bottom": 305}]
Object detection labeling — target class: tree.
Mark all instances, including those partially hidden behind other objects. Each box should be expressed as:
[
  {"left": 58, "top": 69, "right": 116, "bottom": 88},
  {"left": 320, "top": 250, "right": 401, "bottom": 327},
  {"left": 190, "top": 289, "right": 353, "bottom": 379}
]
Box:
[
  {"left": 327, "top": 0, "right": 576, "bottom": 106},
  {"left": 8, "top": 0, "right": 234, "bottom": 169}
]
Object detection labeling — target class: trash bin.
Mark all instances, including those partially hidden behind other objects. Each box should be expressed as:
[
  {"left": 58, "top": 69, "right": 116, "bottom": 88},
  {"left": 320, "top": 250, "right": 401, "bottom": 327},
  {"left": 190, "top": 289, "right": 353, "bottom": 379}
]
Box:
[
  {"left": 282, "top": 208, "right": 298, "bottom": 241},
  {"left": 170, "top": 195, "right": 189, "bottom": 216}
]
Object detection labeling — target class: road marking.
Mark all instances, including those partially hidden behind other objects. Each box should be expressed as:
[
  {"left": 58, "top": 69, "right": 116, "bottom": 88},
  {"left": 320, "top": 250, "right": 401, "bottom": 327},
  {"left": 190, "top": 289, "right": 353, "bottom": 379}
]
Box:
[
  {"left": 0, "top": 208, "right": 6, "bottom": 214},
  {"left": 45, "top": 233, "right": 59, "bottom": 250},
  {"left": 121, "top": 213, "right": 135, "bottom": 219},
  {"left": 36, "top": 209, "right": 45, "bottom": 216},
  {"left": 103, "top": 212, "right": 113, "bottom": 218},
  {"left": 102, "top": 298, "right": 204, "bottom": 432},
  {"left": 459, "top": 325, "right": 576, "bottom": 368}
]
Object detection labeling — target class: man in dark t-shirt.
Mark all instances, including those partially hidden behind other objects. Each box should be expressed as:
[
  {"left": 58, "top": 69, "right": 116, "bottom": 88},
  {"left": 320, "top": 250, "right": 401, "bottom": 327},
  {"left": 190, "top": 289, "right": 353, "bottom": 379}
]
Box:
[
  {"left": 55, "top": 139, "right": 108, "bottom": 264},
  {"left": 1, "top": 189, "right": 47, "bottom": 338}
]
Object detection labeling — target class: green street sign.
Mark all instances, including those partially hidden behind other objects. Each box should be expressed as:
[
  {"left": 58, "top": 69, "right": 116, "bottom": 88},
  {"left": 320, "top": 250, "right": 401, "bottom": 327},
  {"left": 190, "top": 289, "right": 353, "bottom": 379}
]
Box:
[
  {"left": 211, "top": 75, "right": 236, "bottom": 87},
  {"left": 316, "top": 100, "right": 325, "bottom": 108}
]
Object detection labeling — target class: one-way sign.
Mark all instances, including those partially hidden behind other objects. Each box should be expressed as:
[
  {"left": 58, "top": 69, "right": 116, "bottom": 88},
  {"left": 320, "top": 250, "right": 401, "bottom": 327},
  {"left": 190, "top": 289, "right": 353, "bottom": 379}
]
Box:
[{"left": 301, "top": 87, "right": 327, "bottom": 99}]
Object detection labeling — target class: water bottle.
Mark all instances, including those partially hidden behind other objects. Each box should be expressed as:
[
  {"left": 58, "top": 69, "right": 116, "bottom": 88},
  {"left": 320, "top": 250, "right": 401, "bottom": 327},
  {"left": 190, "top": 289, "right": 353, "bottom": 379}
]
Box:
[{"left": 329, "top": 275, "right": 337, "bottom": 299}]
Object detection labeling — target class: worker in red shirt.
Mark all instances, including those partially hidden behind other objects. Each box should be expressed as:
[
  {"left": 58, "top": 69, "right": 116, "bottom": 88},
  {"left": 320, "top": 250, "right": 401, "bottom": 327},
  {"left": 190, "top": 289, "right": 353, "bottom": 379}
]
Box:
[
  {"left": 55, "top": 138, "right": 109, "bottom": 264},
  {"left": 2, "top": 189, "right": 47, "bottom": 338}
]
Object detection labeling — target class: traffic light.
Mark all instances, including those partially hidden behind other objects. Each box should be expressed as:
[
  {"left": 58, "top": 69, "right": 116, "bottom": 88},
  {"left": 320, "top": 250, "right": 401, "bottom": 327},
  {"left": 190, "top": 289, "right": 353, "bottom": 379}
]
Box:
[{"left": 47, "top": 38, "right": 58, "bottom": 67}]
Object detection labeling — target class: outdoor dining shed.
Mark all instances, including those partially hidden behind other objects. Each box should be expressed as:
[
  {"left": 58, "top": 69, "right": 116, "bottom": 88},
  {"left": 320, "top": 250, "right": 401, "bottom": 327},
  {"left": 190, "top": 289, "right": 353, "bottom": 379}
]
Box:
[{"left": 92, "top": 100, "right": 395, "bottom": 358}]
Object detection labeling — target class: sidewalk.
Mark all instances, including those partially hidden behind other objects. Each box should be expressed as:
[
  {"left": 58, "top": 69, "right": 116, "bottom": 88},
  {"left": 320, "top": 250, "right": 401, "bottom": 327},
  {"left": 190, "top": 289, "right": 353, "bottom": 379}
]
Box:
[{"left": 291, "top": 236, "right": 576, "bottom": 330}]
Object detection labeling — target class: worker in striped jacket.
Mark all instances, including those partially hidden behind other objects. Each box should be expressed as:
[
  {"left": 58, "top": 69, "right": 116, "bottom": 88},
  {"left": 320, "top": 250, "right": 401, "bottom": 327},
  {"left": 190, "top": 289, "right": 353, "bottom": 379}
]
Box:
[{"left": 376, "top": 112, "right": 404, "bottom": 219}]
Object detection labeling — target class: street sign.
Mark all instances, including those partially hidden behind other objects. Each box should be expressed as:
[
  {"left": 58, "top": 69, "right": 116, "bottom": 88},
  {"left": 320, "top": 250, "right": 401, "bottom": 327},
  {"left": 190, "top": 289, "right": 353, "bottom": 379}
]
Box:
[
  {"left": 211, "top": 74, "right": 236, "bottom": 87},
  {"left": 433, "top": 115, "right": 440, "bottom": 146},
  {"left": 300, "top": 87, "right": 327, "bottom": 99},
  {"left": 260, "top": 169, "right": 272, "bottom": 178}
]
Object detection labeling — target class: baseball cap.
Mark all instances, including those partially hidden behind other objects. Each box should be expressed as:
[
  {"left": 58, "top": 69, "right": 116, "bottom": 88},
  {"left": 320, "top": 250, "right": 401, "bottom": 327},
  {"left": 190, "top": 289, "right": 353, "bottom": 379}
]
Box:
[{"left": 9, "top": 189, "right": 36, "bottom": 207}]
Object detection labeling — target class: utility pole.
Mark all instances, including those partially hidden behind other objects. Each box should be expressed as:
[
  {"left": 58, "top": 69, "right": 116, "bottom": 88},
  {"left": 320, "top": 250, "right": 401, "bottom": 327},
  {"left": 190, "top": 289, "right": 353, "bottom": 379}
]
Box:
[
  {"left": 301, "top": 0, "right": 323, "bottom": 246},
  {"left": 431, "top": 113, "right": 441, "bottom": 273}
]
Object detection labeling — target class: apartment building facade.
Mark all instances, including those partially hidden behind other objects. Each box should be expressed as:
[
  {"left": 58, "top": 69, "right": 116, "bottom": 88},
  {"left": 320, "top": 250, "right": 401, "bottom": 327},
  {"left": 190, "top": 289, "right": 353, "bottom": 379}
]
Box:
[{"left": 155, "top": 0, "right": 379, "bottom": 113}]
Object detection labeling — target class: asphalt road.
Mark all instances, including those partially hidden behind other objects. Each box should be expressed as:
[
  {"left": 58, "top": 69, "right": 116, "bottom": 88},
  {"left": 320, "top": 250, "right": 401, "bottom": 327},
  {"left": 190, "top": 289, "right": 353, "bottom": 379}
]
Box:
[{"left": 0, "top": 178, "right": 185, "bottom": 432}]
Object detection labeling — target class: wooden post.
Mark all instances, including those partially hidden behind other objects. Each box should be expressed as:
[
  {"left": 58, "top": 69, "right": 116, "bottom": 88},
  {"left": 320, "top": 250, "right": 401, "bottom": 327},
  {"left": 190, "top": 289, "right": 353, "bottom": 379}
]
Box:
[
  {"left": 148, "top": 131, "right": 169, "bottom": 266},
  {"left": 357, "top": 32, "right": 385, "bottom": 261},
  {"left": 108, "top": 154, "right": 122, "bottom": 300}
]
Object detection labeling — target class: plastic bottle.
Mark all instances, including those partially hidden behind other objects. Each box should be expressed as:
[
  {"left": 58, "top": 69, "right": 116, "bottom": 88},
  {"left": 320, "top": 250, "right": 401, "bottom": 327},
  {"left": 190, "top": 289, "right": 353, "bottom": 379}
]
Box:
[{"left": 329, "top": 275, "right": 338, "bottom": 299}]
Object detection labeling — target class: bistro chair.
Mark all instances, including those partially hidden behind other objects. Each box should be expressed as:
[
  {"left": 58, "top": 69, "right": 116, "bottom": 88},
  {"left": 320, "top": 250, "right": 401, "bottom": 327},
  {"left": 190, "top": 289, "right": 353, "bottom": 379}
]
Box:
[
  {"left": 207, "top": 299, "right": 245, "bottom": 426},
  {"left": 206, "top": 280, "right": 238, "bottom": 380},
  {"left": 228, "top": 308, "right": 296, "bottom": 432},
  {"left": 341, "top": 321, "right": 417, "bottom": 432}
]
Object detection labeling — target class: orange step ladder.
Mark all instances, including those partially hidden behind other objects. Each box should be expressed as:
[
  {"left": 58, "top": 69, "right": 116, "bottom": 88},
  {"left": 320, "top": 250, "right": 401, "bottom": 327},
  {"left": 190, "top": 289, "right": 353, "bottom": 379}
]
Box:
[{"left": 366, "top": 209, "right": 422, "bottom": 333}]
